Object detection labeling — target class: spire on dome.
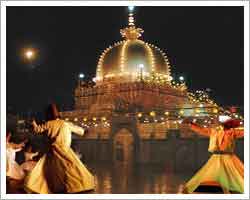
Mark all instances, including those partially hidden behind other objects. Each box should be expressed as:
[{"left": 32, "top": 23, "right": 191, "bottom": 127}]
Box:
[
  {"left": 128, "top": 6, "right": 135, "bottom": 26},
  {"left": 120, "top": 6, "right": 144, "bottom": 40}
]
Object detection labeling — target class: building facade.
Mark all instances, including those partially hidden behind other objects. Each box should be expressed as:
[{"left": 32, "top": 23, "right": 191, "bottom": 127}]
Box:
[{"left": 61, "top": 8, "right": 242, "bottom": 165}]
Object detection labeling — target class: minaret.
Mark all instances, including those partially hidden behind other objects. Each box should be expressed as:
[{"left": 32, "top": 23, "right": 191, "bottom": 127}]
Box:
[{"left": 120, "top": 6, "right": 144, "bottom": 40}]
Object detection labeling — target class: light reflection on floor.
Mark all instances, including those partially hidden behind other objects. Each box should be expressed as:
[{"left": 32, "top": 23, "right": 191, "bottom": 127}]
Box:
[
  {"left": 7, "top": 161, "right": 194, "bottom": 194},
  {"left": 86, "top": 161, "right": 193, "bottom": 194}
]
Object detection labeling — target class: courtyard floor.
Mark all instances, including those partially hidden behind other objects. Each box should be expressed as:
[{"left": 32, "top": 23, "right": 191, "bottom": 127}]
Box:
[{"left": 7, "top": 161, "right": 193, "bottom": 194}]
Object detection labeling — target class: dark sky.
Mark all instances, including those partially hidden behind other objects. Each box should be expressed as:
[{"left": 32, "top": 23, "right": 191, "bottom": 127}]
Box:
[{"left": 7, "top": 6, "right": 244, "bottom": 114}]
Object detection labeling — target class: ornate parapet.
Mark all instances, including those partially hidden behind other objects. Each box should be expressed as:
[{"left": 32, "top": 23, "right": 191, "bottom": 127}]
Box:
[{"left": 74, "top": 80, "right": 189, "bottom": 112}]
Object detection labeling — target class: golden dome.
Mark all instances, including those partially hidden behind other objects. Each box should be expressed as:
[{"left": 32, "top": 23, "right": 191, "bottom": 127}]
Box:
[{"left": 95, "top": 8, "right": 172, "bottom": 83}]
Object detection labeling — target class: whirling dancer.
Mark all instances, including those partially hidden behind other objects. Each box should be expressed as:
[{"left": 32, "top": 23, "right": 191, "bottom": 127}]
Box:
[
  {"left": 24, "top": 103, "right": 95, "bottom": 194},
  {"left": 20, "top": 143, "right": 39, "bottom": 174},
  {"left": 182, "top": 117, "right": 244, "bottom": 194},
  {"left": 6, "top": 132, "right": 25, "bottom": 181}
]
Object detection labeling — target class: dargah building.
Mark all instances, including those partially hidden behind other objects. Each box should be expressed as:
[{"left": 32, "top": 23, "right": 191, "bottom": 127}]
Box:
[{"left": 61, "top": 7, "right": 243, "bottom": 168}]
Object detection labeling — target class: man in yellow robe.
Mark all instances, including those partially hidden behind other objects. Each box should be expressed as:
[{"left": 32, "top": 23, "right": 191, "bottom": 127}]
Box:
[
  {"left": 24, "top": 104, "right": 95, "bottom": 194},
  {"left": 182, "top": 118, "right": 244, "bottom": 194}
]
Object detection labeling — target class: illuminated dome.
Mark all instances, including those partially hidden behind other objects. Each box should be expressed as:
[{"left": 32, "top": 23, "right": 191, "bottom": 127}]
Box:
[{"left": 96, "top": 8, "right": 172, "bottom": 83}]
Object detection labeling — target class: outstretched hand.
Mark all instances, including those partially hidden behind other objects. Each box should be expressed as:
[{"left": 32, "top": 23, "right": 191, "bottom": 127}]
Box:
[{"left": 20, "top": 142, "right": 25, "bottom": 148}]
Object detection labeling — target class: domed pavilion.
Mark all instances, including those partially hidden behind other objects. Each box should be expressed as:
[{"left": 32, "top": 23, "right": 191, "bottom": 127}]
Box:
[{"left": 74, "top": 8, "right": 192, "bottom": 114}]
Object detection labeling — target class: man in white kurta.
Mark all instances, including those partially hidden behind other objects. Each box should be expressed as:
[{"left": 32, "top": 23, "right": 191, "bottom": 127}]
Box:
[
  {"left": 6, "top": 143, "right": 25, "bottom": 180},
  {"left": 24, "top": 119, "right": 95, "bottom": 194}
]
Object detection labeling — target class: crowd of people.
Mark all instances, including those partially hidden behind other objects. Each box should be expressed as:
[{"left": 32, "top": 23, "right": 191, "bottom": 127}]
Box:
[
  {"left": 7, "top": 132, "right": 27, "bottom": 181},
  {"left": 6, "top": 103, "right": 244, "bottom": 194},
  {"left": 7, "top": 135, "right": 42, "bottom": 178}
]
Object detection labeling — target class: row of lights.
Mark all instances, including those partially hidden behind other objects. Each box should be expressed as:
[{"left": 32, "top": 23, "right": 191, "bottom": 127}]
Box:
[
  {"left": 188, "top": 90, "right": 217, "bottom": 108},
  {"left": 136, "top": 108, "right": 218, "bottom": 119},
  {"left": 81, "top": 121, "right": 111, "bottom": 128},
  {"left": 79, "top": 71, "right": 175, "bottom": 83},
  {"left": 65, "top": 112, "right": 242, "bottom": 129},
  {"left": 65, "top": 116, "right": 107, "bottom": 122},
  {"left": 66, "top": 105, "right": 220, "bottom": 124}
]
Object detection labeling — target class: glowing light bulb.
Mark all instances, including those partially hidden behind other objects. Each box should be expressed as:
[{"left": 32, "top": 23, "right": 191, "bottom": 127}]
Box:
[
  {"left": 165, "top": 111, "right": 169, "bottom": 116},
  {"left": 179, "top": 76, "right": 184, "bottom": 81},
  {"left": 150, "top": 111, "right": 156, "bottom": 117},
  {"left": 138, "top": 64, "right": 144, "bottom": 69},
  {"left": 195, "top": 108, "right": 200, "bottom": 113},
  {"left": 128, "top": 6, "right": 135, "bottom": 12},
  {"left": 213, "top": 108, "right": 218, "bottom": 113},
  {"left": 79, "top": 73, "right": 85, "bottom": 79}
]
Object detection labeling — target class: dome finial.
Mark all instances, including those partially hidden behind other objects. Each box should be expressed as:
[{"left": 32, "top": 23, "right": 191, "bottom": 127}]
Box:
[
  {"left": 120, "top": 6, "right": 144, "bottom": 40},
  {"left": 128, "top": 6, "right": 135, "bottom": 12},
  {"left": 128, "top": 6, "right": 135, "bottom": 27}
]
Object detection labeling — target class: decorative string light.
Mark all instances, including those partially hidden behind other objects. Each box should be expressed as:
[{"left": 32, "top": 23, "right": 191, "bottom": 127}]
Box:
[
  {"left": 213, "top": 108, "right": 218, "bottom": 114},
  {"left": 195, "top": 108, "right": 200, "bottom": 113},
  {"left": 145, "top": 42, "right": 155, "bottom": 72},
  {"left": 164, "top": 111, "right": 169, "bottom": 116},
  {"left": 150, "top": 111, "right": 156, "bottom": 117},
  {"left": 179, "top": 110, "right": 184, "bottom": 115},
  {"left": 120, "top": 40, "right": 128, "bottom": 73},
  {"left": 137, "top": 113, "right": 142, "bottom": 118}
]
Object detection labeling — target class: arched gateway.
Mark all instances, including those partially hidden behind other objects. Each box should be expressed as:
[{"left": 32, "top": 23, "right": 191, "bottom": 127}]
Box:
[
  {"left": 110, "top": 116, "right": 140, "bottom": 162},
  {"left": 113, "top": 128, "right": 134, "bottom": 162}
]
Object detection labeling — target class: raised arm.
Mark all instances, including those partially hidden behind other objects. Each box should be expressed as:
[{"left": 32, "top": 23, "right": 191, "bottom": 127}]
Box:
[
  {"left": 32, "top": 120, "right": 49, "bottom": 134},
  {"left": 13, "top": 147, "right": 23, "bottom": 152},
  {"left": 190, "top": 123, "right": 211, "bottom": 137},
  {"left": 7, "top": 142, "right": 24, "bottom": 150},
  {"left": 233, "top": 127, "right": 244, "bottom": 138},
  {"left": 67, "top": 122, "right": 85, "bottom": 136},
  {"left": 30, "top": 152, "right": 39, "bottom": 159}
]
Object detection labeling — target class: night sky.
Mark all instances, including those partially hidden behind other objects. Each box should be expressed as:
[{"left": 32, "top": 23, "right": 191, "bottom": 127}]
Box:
[{"left": 7, "top": 6, "right": 244, "bottom": 115}]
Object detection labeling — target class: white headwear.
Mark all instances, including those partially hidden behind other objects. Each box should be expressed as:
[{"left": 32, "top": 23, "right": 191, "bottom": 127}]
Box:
[{"left": 218, "top": 115, "right": 231, "bottom": 123}]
